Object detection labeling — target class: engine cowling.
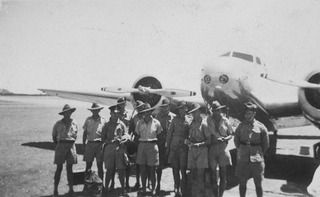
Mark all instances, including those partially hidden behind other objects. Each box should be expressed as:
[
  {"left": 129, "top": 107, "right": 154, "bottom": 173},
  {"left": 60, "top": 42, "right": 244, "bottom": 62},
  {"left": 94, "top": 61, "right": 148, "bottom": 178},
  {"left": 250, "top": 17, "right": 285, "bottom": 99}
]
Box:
[
  {"left": 131, "top": 75, "right": 163, "bottom": 108},
  {"left": 298, "top": 71, "right": 320, "bottom": 126}
]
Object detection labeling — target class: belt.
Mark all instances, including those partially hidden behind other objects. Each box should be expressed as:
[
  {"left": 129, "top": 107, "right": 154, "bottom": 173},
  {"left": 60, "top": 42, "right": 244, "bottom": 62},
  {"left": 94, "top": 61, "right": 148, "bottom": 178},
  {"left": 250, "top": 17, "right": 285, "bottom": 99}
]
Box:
[
  {"left": 191, "top": 144, "right": 206, "bottom": 148},
  {"left": 58, "top": 140, "right": 75, "bottom": 144},
  {"left": 240, "top": 141, "right": 261, "bottom": 146},
  {"left": 88, "top": 141, "right": 102, "bottom": 143},
  {"left": 139, "top": 140, "right": 158, "bottom": 143}
]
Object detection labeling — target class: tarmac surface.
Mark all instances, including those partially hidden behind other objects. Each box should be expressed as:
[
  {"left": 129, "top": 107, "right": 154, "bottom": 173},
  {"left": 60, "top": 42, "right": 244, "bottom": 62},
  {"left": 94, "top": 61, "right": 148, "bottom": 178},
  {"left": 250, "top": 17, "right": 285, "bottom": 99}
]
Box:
[{"left": 1, "top": 96, "right": 320, "bottom": 197}]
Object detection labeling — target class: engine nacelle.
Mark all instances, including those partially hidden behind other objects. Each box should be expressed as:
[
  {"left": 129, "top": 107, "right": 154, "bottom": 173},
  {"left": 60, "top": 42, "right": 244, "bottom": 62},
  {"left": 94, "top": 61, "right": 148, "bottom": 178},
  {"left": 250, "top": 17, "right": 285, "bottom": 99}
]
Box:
[
  {"left": 131, "top": 75, "right": 163, "bottom": 108},
  {"left": 298, "top": 71, "right": 320, "bottom": 126}
]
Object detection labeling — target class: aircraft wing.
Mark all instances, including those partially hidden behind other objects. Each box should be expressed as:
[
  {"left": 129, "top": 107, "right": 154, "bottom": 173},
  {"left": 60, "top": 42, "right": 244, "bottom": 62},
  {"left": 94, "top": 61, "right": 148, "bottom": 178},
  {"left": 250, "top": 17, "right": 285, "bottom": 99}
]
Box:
[
  {"left": 38, "top": 89, "right": 130, "bottom": 106},
  {"left": 262, "top": 74, "right": 320, "bottom": 89}
]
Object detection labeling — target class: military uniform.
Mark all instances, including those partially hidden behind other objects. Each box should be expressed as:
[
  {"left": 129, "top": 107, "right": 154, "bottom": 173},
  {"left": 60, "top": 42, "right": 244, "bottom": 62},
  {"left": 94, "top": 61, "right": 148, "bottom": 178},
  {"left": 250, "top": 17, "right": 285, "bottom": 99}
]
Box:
[
  {"left": 155, "top": 112, "right": 173, "bottom": 169},
  {"left": 234, "top": 119, "right": 269, "bottom": 179},
  {"left": 187, "top": 117, "right": 211, "bottom": 169},
  {"left": 102, "top": 119, "right": 129, "bottom": 170},
  {"left": 135, "top": 117, "right": 163, "bottom": 166},
  {"left": 83, "top": 116, "right": 106, "bottom": 163},
  {"left": 166, "top": 116, "right": 189, "bottom": 169},
  {"left": 52, "top": 119, "right": 78, "bottom": 165},
  {"left": 207, "top": 116, "right": 233, "bottom": 169}
]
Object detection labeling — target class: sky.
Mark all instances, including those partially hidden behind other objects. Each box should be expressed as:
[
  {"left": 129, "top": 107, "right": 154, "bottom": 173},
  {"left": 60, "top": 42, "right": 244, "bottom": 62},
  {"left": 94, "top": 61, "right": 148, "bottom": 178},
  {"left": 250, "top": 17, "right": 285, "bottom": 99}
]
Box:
[{"left": 1, "top": 0, "right": 320, "bottom": 94}]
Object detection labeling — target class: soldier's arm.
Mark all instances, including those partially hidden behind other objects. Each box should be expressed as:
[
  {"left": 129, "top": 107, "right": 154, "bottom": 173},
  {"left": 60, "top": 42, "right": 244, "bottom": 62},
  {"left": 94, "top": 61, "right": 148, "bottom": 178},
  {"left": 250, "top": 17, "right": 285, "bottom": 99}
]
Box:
[
  {"left": 234, "top": 125, "right": 241, "bottom": 148},
  {"left": 166, "top": 119, "right": 174, "bottom": 148},
  {"left": 52, "top": 122, "right": 58, "bottom": 144},
  {"left": 82, "top": 119, "right": 88, "bottom": 145},
  {"left": 261, "top": 126, "right": 270, "bottom": 154},
  {"left": 203, "top": 123, "right": 211, "bottom": 145}
]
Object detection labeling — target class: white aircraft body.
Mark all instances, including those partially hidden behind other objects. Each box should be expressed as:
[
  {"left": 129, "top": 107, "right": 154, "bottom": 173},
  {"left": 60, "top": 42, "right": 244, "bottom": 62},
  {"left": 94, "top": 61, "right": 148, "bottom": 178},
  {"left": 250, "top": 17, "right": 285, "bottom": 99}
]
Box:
[{"left": 39, "top": 51, "right": 320, "bottom": 154}]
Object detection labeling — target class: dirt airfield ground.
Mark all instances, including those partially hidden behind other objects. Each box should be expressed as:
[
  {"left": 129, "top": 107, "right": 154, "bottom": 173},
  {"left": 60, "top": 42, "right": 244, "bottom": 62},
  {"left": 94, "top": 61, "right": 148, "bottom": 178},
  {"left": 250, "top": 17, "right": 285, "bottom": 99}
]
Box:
[{"left": 0, "top": 96, "right": 319, "bottom": 197}]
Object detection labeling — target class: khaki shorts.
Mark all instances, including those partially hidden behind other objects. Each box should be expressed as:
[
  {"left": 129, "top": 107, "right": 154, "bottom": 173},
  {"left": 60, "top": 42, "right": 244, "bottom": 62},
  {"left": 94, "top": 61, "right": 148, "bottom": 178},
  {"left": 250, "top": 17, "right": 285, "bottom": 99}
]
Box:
[
  {"left": 54, "top": 142, "right": 77, "bottom": 165},
  {"left": 208, "top": 143, "right": 232, "bottom": 169},
  {"left": 84, "top": 142, "right": 103, "bottom": 163},
  {"left": 104, "top": 144, "right": 127, "bottom": 170},
  {"left": 235, "top": 161, "right": 265, "bottom": 180},
  {"left": 188, "top": 146, "right": 208, "bottom": 169},
  {"left": 136, "top": 142, "right": 159, "bottom": 166},
  {"left": 168, "top": 145, "right": 188, "bottom": 169}
]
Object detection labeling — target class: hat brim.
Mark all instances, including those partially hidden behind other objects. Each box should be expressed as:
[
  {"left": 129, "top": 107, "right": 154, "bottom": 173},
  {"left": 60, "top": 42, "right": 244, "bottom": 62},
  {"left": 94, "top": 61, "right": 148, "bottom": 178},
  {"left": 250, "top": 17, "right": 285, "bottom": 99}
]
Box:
[
  {"left": 159, "top": 103, "right": 169, "bottom": 107},
  {"left": 58, "top": 108, "right": 76, "bottom": 115},
  {"left": 188, "top": 106, "right": 201, "bottom": 114},
  {"left": 117, "top": 101, "right": 126, "bottom": 105},
  {"left": 139, "top": 107, "right": 155, "bottom": 114},
  {"left": 88, "top": 107, "right": 104, "bottom": 111},
  {"left": 212, "top": 105, "right": 226, "bottom": 111}
]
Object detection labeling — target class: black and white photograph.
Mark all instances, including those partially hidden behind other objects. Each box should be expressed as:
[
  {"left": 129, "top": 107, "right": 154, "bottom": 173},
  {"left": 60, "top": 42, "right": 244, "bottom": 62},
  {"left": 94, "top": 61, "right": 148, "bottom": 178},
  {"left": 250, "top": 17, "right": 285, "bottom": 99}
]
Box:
[{"left": 1, "top": 0, "right": 320, "bottom": 196}]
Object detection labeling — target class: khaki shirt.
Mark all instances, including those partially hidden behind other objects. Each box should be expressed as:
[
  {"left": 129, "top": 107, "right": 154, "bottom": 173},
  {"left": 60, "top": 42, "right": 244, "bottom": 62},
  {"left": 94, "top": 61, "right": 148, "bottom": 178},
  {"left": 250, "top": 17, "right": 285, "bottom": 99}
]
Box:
[
  {"left": 207, "top": 116, "right": 233, "bottom": 144},
  {"left": 135, "top": 117, "right": 163, "bottom": 141},
  {"left": 189, "top": 117, "right": 211, "bottom": 143},
  {"left": 52, "top": 119, "right": 78, "bottom": 142},
  {"left": 83, "top": 116, "right": 106, "bottom": 141},
  {"left": 102, "top": 119, "right": 128, "bottom": 144},
  {"left": 166, "top": 116, "right": 189, "bottom": 150},
  {"left": 234, "top": 119, "right": 269, "bottom": 163}
]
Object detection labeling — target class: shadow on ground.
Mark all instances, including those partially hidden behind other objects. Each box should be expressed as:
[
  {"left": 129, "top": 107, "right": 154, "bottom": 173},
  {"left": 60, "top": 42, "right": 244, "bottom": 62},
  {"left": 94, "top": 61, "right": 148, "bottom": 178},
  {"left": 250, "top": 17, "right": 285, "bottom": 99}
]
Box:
[{"left": 22, "top": 141, "right": 85, "bottom": 154}]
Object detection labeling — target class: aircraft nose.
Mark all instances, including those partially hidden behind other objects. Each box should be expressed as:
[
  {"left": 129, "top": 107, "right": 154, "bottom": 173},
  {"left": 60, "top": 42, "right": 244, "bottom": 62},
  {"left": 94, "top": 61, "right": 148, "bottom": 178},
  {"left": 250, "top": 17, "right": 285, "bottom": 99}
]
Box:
[{"left": 201, "top": 58, "right": 240, "bottom": 102}]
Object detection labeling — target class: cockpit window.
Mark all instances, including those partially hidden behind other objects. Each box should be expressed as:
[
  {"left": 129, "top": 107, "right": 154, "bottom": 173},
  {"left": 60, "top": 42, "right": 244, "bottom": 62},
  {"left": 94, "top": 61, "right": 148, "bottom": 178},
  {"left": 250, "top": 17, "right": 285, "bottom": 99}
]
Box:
[
  {"left": 256, "top": 57, "right": 261, "bottom": 65},
  {"left": 232, "top": 52, "right": 253, "bottom": 62},
  {"left": 221, "top": 51, "right": 231, "bottom": 57}
]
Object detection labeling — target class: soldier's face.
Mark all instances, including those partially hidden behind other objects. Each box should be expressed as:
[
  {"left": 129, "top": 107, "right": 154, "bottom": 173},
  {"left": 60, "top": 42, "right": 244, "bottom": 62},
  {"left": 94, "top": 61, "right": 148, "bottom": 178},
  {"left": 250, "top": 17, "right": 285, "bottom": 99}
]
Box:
[
  {"left": 244, "top": 110, "right": 255, "bottom": 122},
  {"left": 160, "top": 106, "right": 169, "bottom": 114},
  {"left": 178, "top": 107, "right": 186, "bottom": 117},
  {"left": 63, "top": 111, "right": 73, "bottom": 119},
  {"left": 91, "top": 110, "right": 100, "bottom": 116}
]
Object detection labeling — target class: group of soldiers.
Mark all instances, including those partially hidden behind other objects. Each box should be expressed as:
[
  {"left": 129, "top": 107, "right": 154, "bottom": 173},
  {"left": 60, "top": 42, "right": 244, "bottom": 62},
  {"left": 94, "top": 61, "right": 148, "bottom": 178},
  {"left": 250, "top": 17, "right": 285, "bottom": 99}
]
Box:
[{"left": 51, "top": 97, "right": 270, "bottom": 197}]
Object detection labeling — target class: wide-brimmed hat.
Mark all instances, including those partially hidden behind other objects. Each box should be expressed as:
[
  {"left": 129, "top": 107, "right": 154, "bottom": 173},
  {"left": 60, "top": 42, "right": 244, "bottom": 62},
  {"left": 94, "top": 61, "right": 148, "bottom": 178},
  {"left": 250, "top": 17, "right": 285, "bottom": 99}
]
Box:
[
  {"left": 117, "top": 97, "right": 127, "bottom": 105},
  {"left": 211, "top": 101, "right": 226, "bottom": 111},
  {"left": 159, "top": 98, "right": 170, "bottom": 107},
  {"left": 135, "top": 100, "right": 146, "bottom": 112},
  {"left": 188, "top": 103, "right": 201, "bottom": 114},
  {"left": 109, "top": 104, "right": 121, "bottom": 113},
  {"left": 59, "top": 104, "right": 76, "bottom": 115},
  {"left": 88, "top": 103, "right": 104, "bottom": 111},
  {"left": 176, "top": 101, "right": 187, "bottom": 109},
  {"left": 244, "top": 102, "right": 257, "bottom": 111},
  {"left": 139, "top": 103, "right": 154, "bottom": 114}
]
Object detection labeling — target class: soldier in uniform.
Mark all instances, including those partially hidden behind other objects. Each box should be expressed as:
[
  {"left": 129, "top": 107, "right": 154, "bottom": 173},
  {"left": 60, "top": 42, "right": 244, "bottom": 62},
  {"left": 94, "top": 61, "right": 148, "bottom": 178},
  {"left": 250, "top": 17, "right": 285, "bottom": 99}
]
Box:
[
  {"left": 185, "top": 103, "right": 211, "bottom": 197},
  {"left": 117, "top": 97, "right": 130, "bottom": 126},
  {"left": 234, "top": 102, "right": 269, "bottom": 197},
  {"left": 83, "top": 103, "right": 105, "bottom": 180},
  {"left": 154, "top": 98, "right": 173, "bottom": 194},
  {"left": 52, "top": 104, "right": 78, "bottom": 197},
  {"left": 101, "top": 104, "right": 129, "bottom": 195},
  {"left": 135, "top": 103, "right": 163, "bottom": 195},
  {"left": 207, "top": 101, "right": 233, "bottom": 197},
  {"left": 117, "top": 97, "right": 131, "bottom": 189},
  {"left": 166, "top": 101, "right": 189, "bottom": 197},
  {"left": 128, "top": 100, "right": 146, "bottom": 190}
]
